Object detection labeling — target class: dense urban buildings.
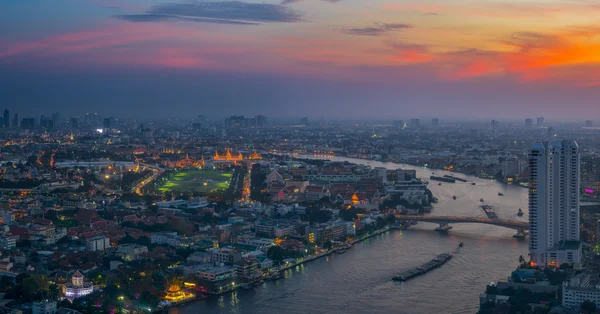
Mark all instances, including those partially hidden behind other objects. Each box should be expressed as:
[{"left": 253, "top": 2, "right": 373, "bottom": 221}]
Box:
[{"left": 0, "top": 112, "right": 595, "bottom": 313}]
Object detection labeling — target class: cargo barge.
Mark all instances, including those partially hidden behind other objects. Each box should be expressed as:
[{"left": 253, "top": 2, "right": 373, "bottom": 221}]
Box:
[
  {"left": 430, "top": 176, "right": 455, "bottom": 183},
  {"left": 392, "top": 253, "right": 453, "bottom": 282},
  {"left": 443, "top": 175, "right": 467, "bottom": 182}
]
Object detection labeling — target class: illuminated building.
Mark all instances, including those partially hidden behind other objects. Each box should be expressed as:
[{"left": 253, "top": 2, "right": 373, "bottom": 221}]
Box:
[
  {"left": 213, "top": 149, "right": 243, "bottom": 162},
  {"left": 351, "top": 193, "right": 360, "bottom": 205},
  {"left": 529, "top": 141, "right": 581, "bottom": 266},
  {"left": 63, "top": 270, "right": 93, "bottom": 300},
  {"left": 176, "top": 153, "right": 202, "bottom": 168},
  {"left": 248, "top": 151, "right": 262, "bottom": 160},
  {"left": 164, "top": 285, "right": 194, "bottom": 302}
]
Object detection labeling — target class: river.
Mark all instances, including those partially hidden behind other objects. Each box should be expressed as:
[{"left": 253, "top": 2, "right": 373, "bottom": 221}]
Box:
[{"left": 171, "top": 157, "right": 529, "bottom": 314}]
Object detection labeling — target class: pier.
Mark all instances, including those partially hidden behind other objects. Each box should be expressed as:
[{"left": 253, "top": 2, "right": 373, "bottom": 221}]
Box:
[{"left": 392, "top": 253, "right": 453, "bottom": 282}]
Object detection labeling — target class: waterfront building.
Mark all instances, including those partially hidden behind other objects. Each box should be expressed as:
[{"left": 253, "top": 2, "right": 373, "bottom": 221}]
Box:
[
  {"left": 234, "top": 258, "right": 260, "bottom": 282},
  {"left": 62, "top": 271, "right": 93, "bottom": 300},
  {"left": 164, "top": 284, "right": 194, "bottom": 303},
  {"left": 255, "top": 219, "right": 297, "bottom": 238},
  {"left": 528, "top": 140, "right": 581, "bottom": 266},
  {"left": 209, "top": 247, "right": 243, "bottom": 265},
  {"left": 305, "top": 221, "right": 354, "bottom": 243},
  {"left": 501, "top": 157, "right": 525, "bottom": 178}
]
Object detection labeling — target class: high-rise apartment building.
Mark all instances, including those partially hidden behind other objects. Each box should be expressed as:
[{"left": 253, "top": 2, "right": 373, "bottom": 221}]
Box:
[
  {"left": 3, "top": 109, "right": 9, "bottom": 128},
  {"left": 525, "top": 118, "right": 533, "bottom": 128},
  {"left": 537, "top": 116, "right": 545, "bottom": 127},
  {"left": 528, "top": 140, "right": 581, "bottom": 267}
]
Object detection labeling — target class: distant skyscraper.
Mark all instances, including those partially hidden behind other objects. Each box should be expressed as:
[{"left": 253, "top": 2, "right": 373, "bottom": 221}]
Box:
[
  {"left": 537, "top": 116, "right": 545, "bottom": 127},
  {"left": 85, "top": 112, "right": 90, "bottom": 123},
  {"left": 300, "top": 117, "right": 309, "bottom": 126},
  {"left": 525, "top": 118, "right": 533, "bottom": 128},
  {"left": 410, "top": 119, "right": 420, "bottom": 130},
  {"left": 3, "top": 109, "right": 9, "bottom": 128},
  {"left": 40, "top": 116, "right": 49, "bottom": 129},
  {"left": 432, "top": 118, "right": 439, "bottom": 128},
  {"left": 491, "top": 120, "right": 500, "bottom": 138},
  {"left": 12, "top": 113, "right": 18, "bottom": 129},
  {"left": 52, "top": 112, "right": 60, "bottom": 126},
  {"left": 528, "top": 140, "right": 581, "bottom": 266},
  {"left": 70, "top": 117, "right": 79, "bottom": 129},
  {"left": 547, "top": 127, "right": 556, "bottom": 138},
  {"left": 585, "top": 120, "right": 593, "bottom": 127},
  {"left": 393, "top": 120, "right": 405, "bottom": 129},
  {"left": 256, "top": 115, "right": 267, "bottom": 127},
  {"left": 21, "top": 117, "right": 35, "bottom": 130},
  {"left": 103, "top": 117, "right": 111, "bottom": 129}
]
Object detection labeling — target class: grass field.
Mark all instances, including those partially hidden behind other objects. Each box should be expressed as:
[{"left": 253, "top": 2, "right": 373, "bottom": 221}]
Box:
[{"left": 158, "top": 170, "right": 233, "bottom": 193}]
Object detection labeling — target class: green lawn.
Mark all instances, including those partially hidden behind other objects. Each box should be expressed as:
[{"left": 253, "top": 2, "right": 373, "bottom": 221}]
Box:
[{"left": 158, "top": 170, "right": 233, "bottom": 193}]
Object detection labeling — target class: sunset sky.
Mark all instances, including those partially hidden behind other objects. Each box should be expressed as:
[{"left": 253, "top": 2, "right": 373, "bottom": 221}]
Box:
[{"left": 1, "top": 0, "right": 599, "bottom": 119}]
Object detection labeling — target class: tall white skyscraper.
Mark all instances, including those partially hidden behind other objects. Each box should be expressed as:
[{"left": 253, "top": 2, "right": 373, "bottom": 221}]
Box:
[{"left": 529, "top": 140, "right": 581, "bottom": 267}]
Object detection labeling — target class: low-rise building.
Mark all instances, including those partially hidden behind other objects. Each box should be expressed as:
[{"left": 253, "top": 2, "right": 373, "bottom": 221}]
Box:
[
  {"left": 255, "top": 220, "right": 296, "bottom": 238},
  {"left": 182, "top": 264, "right": 237, "bottom": 294},
  {"left": 209, "top": 248, "right": 242, "bottom": 266},
  {"left": 116, "top": 244, "right": 148, "bottom": 261},
  {"left": 0, "top": 234, "right": 17, "bottom": 249},
  {"left": 85, "top": 235, "right": 110, "bottom": 251},
  {"left": 563, "top": 273, "right": 600, "bottom": 311},
  {"left": 32, "top": 300, "right": 57, "bottom": 314}
]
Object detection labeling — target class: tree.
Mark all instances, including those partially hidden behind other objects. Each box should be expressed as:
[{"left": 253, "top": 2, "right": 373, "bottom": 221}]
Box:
[
  {"left": 323, "top": 240, "right": 333, "bottom": 250},
  {"left": 581, "top": 300, "right": 597, "bottom": 313},
  {"left": 118, "top": 235, "right": 136, "bottom": 245},
  {"left": 136, "top": 235, "right": 151, "bottom": 246},
  {"left": 306, "top": 208, "right": 332, "bottom": 223},
  {"left": 21, "top": 275, "right": 49, "bottom": 301},
  {"left": 267, "top": 246, "right": 289, "bottom": 263},
  {"left": 376, "top": 217, "right": 387, "bottom": 229},
  {"left": 140, "top": 291, "right": 159, "bottom": 308}
]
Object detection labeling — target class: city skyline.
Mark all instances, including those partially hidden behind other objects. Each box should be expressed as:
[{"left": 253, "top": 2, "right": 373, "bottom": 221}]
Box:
[{"left": 2, "top": 0, "right": 600, "bottom": 118}]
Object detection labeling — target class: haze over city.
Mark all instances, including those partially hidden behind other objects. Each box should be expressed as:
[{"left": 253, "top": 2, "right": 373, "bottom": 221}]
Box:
[
  {"left": 4, "top": 1, "right": 600, "bottom": 314},
  {"left": 2, "top": 0, "right": 600, "bottom": 118}
]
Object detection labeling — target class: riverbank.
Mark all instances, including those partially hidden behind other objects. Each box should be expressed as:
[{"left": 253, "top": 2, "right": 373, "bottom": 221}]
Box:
[
  {"left": 292, "top": 154, "right": 529, "bottom": 187},
  {"left": 271, "top": 226, "right": 392, "bottom": 273},
  {"left": 164, "top": 226, "right": 395, "bottom": 312}
]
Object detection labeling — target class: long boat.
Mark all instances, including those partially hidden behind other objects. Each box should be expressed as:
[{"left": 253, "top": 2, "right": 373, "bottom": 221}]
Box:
[{"left": 392, "top": 253, "right": 453, "bottom": 282}]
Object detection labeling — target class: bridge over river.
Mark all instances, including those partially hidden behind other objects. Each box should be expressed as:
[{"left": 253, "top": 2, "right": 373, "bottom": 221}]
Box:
[{"left": 395, "top": 215, "right": 529, "bottom": 238}]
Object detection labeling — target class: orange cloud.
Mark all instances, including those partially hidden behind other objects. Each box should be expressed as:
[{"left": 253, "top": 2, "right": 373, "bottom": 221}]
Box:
[{"left": 391, "top": 50, "right": 433, "bottom": 63}]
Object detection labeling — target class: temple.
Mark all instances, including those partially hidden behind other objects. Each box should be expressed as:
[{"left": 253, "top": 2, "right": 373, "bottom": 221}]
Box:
[
  {"left": 213, "top": 148, "right": 243, "bottom": 162},
  {"left": 63, "top": 270, "right": 93, "bottom": 300},
  {"left": 164, "top": 284, "right": 194, "bottom": 303},
  {"left": 176, "top": 153, "right": 205, "bottom": 168},
  {"left": 248, "top": 150, "right": 262, "bottom": 160}
]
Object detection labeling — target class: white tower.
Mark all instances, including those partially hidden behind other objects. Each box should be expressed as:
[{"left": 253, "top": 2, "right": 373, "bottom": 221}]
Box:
[{"left": 529, "top": 140, "right": 581, "bottom": 267}]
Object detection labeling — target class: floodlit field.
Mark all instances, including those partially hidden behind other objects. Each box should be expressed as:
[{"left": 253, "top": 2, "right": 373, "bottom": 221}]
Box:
[{"left": 158, "top": 170, "right": 232, "bottom": 193}]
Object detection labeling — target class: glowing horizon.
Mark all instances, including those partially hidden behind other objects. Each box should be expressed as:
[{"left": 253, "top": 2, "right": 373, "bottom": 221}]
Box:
[{"left": 1, "top": 0, "right": 599, "bottom": 118}]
